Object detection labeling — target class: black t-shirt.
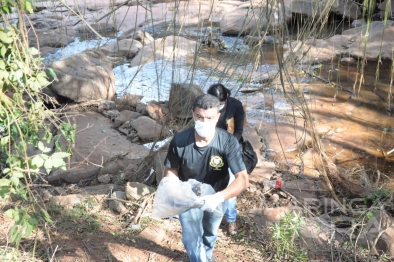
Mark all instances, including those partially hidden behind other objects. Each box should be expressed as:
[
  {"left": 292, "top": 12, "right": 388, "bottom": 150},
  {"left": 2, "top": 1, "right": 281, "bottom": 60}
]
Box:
[
  {"left": 164, "top": 127, "right": 246, "bottom": 192},
  {"left": 217, "top": 97, "right": 245, "bottom": 142}
]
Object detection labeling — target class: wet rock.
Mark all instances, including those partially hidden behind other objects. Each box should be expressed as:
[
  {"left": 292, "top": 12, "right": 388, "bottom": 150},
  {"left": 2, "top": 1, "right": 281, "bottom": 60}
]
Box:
[
  {"left": 49, "top": 194, "right": 86, "bottom": 208},
  {"left": 130, "top": 116, "right": 170, "bottom": 141},
  {"left": 50, "top": 50, "right": 116, "bottom": 103},
  {"left": 118, "top": 29, "right": 154, "bottom": 45},
  {"left": 113, "top": 110, "right": 142, "bottom": 128},
  {"left": 154, "top": 150, "right": 168, "bottom": 184},
  {"left": 98, "top": 39, "right": 143, "bottom": 59},
  {"left": 108, "top": 191, "right": 127, "bottom": 214},
  {"left": 220, "top": 3, "right": 291, "bottom": 35},
  {"left": 168, "top": 83, "right": 204, "bottom": 119},
  {"left": 129, "top": 36, "right": 197, "bottom": 67},
  {"left": 116, "top": 93, "right": 144, "bottom": 111},
  {"left": 125, "top": 182, "right": 155, "bottom": 200},
  {"left": 98, "top": 174, "right": 111, "bottom": 184}
]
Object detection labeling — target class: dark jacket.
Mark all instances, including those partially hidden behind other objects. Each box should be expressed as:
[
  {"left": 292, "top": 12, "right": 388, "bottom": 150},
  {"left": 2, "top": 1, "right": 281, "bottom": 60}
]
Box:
[{"left": 217, "top": 97, "right": 245, "bottom": 142}]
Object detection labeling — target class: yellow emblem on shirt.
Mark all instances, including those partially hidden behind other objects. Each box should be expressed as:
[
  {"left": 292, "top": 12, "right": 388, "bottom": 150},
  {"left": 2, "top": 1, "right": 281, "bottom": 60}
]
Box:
[{"left": 210, "top": 155, "right": 224, "bottom": 170}]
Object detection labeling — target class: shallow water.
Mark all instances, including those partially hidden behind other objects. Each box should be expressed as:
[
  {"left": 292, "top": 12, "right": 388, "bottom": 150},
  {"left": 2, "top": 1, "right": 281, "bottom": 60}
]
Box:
[
  {"left": 43, "top": 26, "right": 394, "bottom": 181},
  {"left": 43, "top": 37, "right": 116, "bottom": 65}
]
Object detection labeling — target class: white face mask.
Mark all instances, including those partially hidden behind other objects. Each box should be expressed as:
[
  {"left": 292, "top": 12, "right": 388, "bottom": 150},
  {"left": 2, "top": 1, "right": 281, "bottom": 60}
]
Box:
[
  {"left": 219, "top": 104, "right": 225, "bottom": 111},
  {"left": 194, "top": 119, "right": 216, "bottom": 138}
]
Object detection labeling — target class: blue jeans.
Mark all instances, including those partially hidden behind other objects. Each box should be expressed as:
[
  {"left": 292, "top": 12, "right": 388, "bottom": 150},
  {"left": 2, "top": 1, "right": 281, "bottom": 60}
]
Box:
[
  {"left": 224, "top": 170, "right": 237, "bottom": 223},
  {"left": 225, "top": 197, "right": 237, "bottom": 222},
  {"left": 179, "top": 201, "right": 229, "bottom": 262}
]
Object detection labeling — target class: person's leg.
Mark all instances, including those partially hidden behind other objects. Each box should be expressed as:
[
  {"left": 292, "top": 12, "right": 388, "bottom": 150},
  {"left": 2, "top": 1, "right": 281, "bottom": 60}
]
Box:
[
  {"left": 179, "top": 208, "right": 207, "bottom": 262},
  {"left": 224, "top": 169, "right": 238, "bottom": 223},
  {"left": 225, "top": 196, "right": 237, "bottom": 222},
  {"left": 202, "top": 200, "right": 229, "bottom": 260}
]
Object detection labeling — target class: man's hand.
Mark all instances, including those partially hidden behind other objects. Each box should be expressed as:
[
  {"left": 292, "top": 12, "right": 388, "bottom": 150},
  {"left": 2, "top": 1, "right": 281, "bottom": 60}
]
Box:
[{"left": 198, "top": 192, "right": 224, "bottom": 212}]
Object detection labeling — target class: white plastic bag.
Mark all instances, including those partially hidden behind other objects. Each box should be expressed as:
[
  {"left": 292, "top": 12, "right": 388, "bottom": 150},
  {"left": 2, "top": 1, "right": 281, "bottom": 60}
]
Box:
[{"left": 152, "top": 177, "right": 224, "bottom": 219}]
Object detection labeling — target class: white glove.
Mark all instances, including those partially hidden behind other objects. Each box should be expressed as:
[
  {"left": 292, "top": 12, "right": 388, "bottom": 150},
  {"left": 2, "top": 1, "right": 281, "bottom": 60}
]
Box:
[{"left": 198, "top": 192, "right": 224, "bottom": 212}]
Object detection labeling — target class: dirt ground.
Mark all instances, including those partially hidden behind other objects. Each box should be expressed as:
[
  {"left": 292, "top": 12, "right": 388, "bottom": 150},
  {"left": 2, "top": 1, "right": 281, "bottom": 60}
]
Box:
[{"left": 0, "top": 180, "right": 277, "bottom": 262}]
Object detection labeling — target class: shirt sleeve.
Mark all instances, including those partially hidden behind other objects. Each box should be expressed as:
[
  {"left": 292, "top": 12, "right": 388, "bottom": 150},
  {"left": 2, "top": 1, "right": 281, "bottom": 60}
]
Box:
[
  {"left": 225, "top": 135, "right": 246, "bottom": 174},
  {"left": 164, "top": 137, "right": 181, "bottom": 169},
  {"left": 232, "top": 102, "right": 245, "bottom": 142}
]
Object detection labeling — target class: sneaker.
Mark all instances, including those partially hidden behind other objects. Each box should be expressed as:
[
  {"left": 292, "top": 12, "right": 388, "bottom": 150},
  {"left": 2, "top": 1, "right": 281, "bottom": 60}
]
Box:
[
  {"left": 208, "top": 257, "right": 218, "bottom": 262},
  {"left": 228, "top": 221, "right": 237, "bottom": 235}
]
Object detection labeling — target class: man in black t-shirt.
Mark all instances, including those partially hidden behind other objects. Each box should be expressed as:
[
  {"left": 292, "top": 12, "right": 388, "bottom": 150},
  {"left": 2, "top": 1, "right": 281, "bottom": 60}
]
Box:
[{"left": 164, "top": 94, "right": 249, "bottom": 262}]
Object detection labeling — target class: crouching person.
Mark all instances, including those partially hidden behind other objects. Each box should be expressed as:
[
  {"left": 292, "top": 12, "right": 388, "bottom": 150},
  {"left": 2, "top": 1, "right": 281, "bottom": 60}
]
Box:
[{"left": 164, "top": 94, "right": 249, "bottom": 262}]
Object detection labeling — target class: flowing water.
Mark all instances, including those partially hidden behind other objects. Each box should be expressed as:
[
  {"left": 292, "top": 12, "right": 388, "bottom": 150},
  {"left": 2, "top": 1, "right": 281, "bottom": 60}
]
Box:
[{"left": 44, "top": 25, "right": 394, "bottom": 182}]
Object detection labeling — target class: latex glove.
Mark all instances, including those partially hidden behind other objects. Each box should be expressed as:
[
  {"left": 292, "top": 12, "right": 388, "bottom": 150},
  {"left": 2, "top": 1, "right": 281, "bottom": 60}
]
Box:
[{"left": 198, "top": 192, "right": 224, "bottom": 212}]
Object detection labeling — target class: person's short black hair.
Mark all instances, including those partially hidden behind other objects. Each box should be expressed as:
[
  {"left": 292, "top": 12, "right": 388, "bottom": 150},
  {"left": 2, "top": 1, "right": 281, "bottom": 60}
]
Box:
[
  {"left": 207, "top": 83, "right": 231, "bottom": 102},
  {"left": 193, "top": 94, "right": 220, "bottom": 111}
]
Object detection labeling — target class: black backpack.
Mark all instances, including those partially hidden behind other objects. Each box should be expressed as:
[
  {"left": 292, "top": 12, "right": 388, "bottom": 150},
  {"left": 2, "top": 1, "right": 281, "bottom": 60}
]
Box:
[{"left": 240, "top": 140, "right": 258, "bottom": 174}]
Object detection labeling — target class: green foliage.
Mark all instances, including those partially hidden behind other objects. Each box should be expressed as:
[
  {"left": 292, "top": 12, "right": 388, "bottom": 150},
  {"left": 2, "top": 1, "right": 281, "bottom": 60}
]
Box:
[
  {"left": 269, "top": 211, "right": 308, "bottom": 261},
  {"left": 0, "top": 0, "right": 75, "bottom": 250},
  {"left": 364, "top": 188, "right": 391, "bottom": 204},
  {"left": 60, "top": 198, "right": 101, "bottom": 232},
  {"left": 1, "top": 0, "right": 33, "bottom": 14},
  {"left": 4, "top": 207, "right": 51, "bottom": 245}
]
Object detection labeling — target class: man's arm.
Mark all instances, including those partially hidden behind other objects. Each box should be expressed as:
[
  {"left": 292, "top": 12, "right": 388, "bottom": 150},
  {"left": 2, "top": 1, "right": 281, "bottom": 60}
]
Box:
[
  {"left": 220, "top": 170, "right": 249, "bottom": 200},
  {"left": 165, "top": 167, "right": 179, "bottom": 178}
]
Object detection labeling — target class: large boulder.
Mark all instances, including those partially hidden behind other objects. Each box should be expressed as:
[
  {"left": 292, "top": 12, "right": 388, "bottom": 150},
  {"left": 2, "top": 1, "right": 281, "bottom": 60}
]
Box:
[
  {"left": 129, "top": 36, "right": 197, "bottom": 67},
  {"left": 342, "top": 21, "right": 394, "bottom": 61},
  {"left": 220, "top": 1, "right": 292, "bottom": 35},
  {"left": 57, "top": 111, "right": 150, "bottom": 169},
  {"left": 283, "top": 40, "right": 338, "bottom": 64},
  {"left": 98, "top": 39, "right": 143, "bottom": 58},
  {"left": 49, "top": 50, "right": 117, "bottom": 102},
  {"left": 168, "top": 83, "right": 204, "bottom": 119},
  {"left": 28, "top": 28, "right": 75, "bottom": 49},
  {"left": 118, "top": 29, "right": 155, "bottom": 45}
]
